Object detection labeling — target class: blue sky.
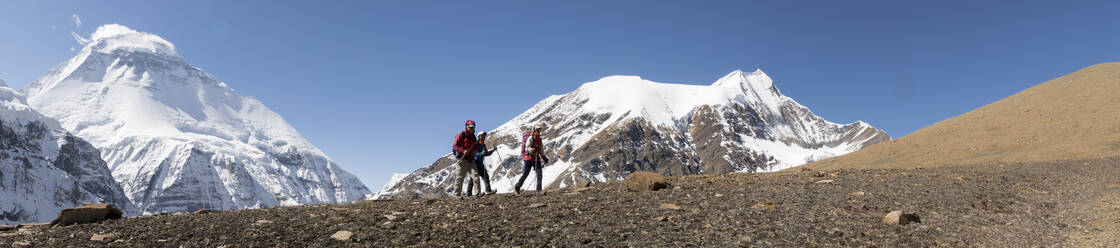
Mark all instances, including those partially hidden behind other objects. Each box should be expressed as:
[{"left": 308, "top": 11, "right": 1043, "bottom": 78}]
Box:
[{"left": 2, "top": 1, "right": 1119, "bottom": 188}]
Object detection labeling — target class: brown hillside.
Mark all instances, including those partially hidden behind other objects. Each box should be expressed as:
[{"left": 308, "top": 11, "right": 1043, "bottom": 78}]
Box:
[{"left": 803, "top": 62, "right": 1120, "bottom": 170}]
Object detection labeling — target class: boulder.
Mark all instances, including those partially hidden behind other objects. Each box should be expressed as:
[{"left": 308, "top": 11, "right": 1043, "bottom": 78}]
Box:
[
  {"left": 883, "top": 210, "right": 921, "bottom": 225},
  {"left": 49, "top": 203, "right": 123, "bottom": 227},
  {"left": 331, "top": 230, "right": 353, "bottom": 241},
  {"left": 659, "top": 203, "right": 682, "bottom": 210},
  {"left": 90, "top": 233, "right": 118, "bottom": 241},
  {"left": 625, "top": 171, "right": 670, "bottom": 192},
  {"left": 751, "top": 201, "right": 776, "bottom": 210},
  {"left": 193, "top": 209, "right": 217, "bottom": 215}
]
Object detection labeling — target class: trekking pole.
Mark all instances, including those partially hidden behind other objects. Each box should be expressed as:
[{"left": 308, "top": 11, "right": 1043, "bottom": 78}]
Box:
[{"left": 494, "top": 148, "right": 516, "bottom": 193}]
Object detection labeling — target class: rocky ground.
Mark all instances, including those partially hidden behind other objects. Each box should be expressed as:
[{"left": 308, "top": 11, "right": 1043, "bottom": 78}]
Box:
[{"left": 2, "top": 157, "right": 1119, "bottom": 247}]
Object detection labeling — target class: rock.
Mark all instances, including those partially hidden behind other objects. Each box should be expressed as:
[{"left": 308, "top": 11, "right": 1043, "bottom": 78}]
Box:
[
  {"left": 751, "top": 201, "right": 776, "bottom": 210},
  {"left": 330, "top": 230, "right": 353, "bottom": 241},
  {"left": 714, "top": 193, "right": 724, "bottom": 197},
  {"left": 11, "top": 241, "right": 31, "bottom": 248},
  {"left": 0, "top": 225, "right": 13, "bottom": 232},
  {"left": 254, "top": 220, "right": 274, "bottom": 225},
  {"left": 384, "top": 215, "right": 399, "bottom": 221},
  {"left": 193, "top": 209, "right": 217, "bottom": 214},
  {"left": 15, "top": 223, "right": 48, "bottom": 232},
  {"left": 330, "top": 207, "right": 351, "bottom": 211},
  {"left": 850, "top": 191, "right": 866, "bottom": 196},
  {"left": 91, "top": 233, "right": 118, "bottom": 241},
  {"left": 572, "top": 178, "right": 593, "bottom": 188},
  {"left": 529, "top": 203, "right": 547, "bottom": 208},
  {"left": 883, "top": 210, "right": 921, "bottom": 225},
  {"left": 574, "top": 187, "right": 595, "bottom": 193},
  {"left": 652, "top": 216, "right": 668, "bottom": 222},
  {"left": 1106, "top": 184, "right": 1120, "bottom": 189},
  {"left": 815, "top": 179, "right": 835, "bottom": 184},
  {"left": 625, "top": 171, "right": 671, "bottom": 192},
  {"left": 659, "top": 203, "right": 682, "bottom": 210},
  {"left": 49, "top": 203, "right": 123, "bottom": 227}
]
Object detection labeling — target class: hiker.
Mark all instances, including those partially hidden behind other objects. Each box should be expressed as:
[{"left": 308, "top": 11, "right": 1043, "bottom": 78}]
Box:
[
  {"left": 452, "top": 120, "right": 481, "bottom": 198},
  {"left": 466, "top": 132, "right": 497, "bottom": 196},
  {"left": 514, "top": 125, "right": 550, "bottom": 194}
]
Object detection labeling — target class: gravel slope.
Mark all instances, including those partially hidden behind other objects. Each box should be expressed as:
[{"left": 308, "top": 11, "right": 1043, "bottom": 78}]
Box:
[{"left": 2, "top": 157, "right": 1118, "bottom": 247}]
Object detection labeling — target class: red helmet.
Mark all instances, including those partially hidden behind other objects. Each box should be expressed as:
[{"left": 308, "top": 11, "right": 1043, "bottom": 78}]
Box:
[{"left": 465, "top": 120, "right": 476, "bottom": 126}]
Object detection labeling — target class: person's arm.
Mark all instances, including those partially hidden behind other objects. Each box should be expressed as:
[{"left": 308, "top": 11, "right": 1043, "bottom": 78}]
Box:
[
  {"left": 452, "top": 133, "right": 465, "bottom": 158},
  {"left": 536, "top": 137, "right": 549, "bottom": 163}
]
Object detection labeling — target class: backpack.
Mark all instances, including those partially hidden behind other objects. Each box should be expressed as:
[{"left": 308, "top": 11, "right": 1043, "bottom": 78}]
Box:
[{"left": 520, "top": 130, "right": 532, "bottom": 159}]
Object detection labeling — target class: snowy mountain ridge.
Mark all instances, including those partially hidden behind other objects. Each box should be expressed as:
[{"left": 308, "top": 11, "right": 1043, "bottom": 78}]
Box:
[
  {"left": 0, "top": 79, "right": 135, "bottom": 225},
  {"left": 22, "top": 24, "right": 370, "bottom": 214},
  {"left": 377, "top": 69, "right": 889, "bottom": 199}
]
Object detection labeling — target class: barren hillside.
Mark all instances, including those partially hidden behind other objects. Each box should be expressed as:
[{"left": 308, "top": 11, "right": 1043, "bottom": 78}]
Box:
[{"left": 804, "top": 63, "right": 1120, "bottom": 170}]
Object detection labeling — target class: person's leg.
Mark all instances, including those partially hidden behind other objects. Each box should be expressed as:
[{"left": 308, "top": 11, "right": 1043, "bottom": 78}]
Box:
[
  {"left": 466, "top": 176, "right": 474, "bottom": 196},
  {"left": 513, "top": 160, "right": 533, "bottom": 194},
  {"left": 475, "top": 160, "right": 493, "bottom": 193},
  {"left": 470, "top": 168, "right": 481, "bottom": 197},
  {"left": 453, "top": 159, "right": 471, "bottom": 197},
  {"left": 533, "top": 161, "right": 543, "bottom": 192}
]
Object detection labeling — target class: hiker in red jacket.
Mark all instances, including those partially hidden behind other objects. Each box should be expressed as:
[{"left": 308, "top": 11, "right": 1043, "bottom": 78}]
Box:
[
  {"left": 452, "top": 120, "right": 481, "bottom": 198},
  {"left": 514, "top": 125, "right": 550, "bottom": 195}
]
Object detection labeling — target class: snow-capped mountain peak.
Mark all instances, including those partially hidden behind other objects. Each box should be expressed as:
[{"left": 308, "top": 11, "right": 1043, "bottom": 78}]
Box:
[
  {"left": 0, "top": 81, "right": 135, "bottom": 225},
  {"left": 88, "top": 24, "right": 177, "bottom": 56},
  {"left": 377, "top": 69, "right": 889, "bottom": 199},
  {"left": 22, "top": 24, "right": 370, "bottom": 214}
]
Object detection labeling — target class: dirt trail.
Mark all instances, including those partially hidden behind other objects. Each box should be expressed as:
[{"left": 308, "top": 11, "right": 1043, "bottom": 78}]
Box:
[{"left": 2, "top": 157, "right": 1118, "bottom": 247}]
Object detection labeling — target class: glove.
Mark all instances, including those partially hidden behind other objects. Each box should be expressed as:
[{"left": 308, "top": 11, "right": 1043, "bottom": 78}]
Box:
[{"left": 543, "top": 157, "right": 551, "bottom": 164}]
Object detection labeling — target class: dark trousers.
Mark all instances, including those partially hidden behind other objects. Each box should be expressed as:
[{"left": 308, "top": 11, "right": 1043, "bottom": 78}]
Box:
[
  {"left": 466, "top": 160, "right": 492, "bottom": 195},
  {"left": 514, "top": 160, "right": 543, "bottom": 192}
]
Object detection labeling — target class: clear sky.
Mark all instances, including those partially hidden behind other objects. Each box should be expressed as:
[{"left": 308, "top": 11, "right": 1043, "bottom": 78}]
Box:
[{"left": 2, "top": 1, "right": 1119, "bottom": 189}]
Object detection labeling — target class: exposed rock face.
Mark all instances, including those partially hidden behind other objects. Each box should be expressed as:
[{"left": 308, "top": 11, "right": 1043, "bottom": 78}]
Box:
[
  {"left": 0, "top": 83, "right": 135, "bottom": 225},
  {"left": 377, "top": 70, "right": 887, "bottom": 199}
]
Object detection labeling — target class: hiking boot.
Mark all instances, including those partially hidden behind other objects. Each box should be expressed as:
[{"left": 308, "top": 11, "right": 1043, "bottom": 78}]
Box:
[
  {"left": 484, "top": 189, "right": 497, "bottom": 195},
  {"left": 514, "top": 188, "right": 522, "bottom": 195}
]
